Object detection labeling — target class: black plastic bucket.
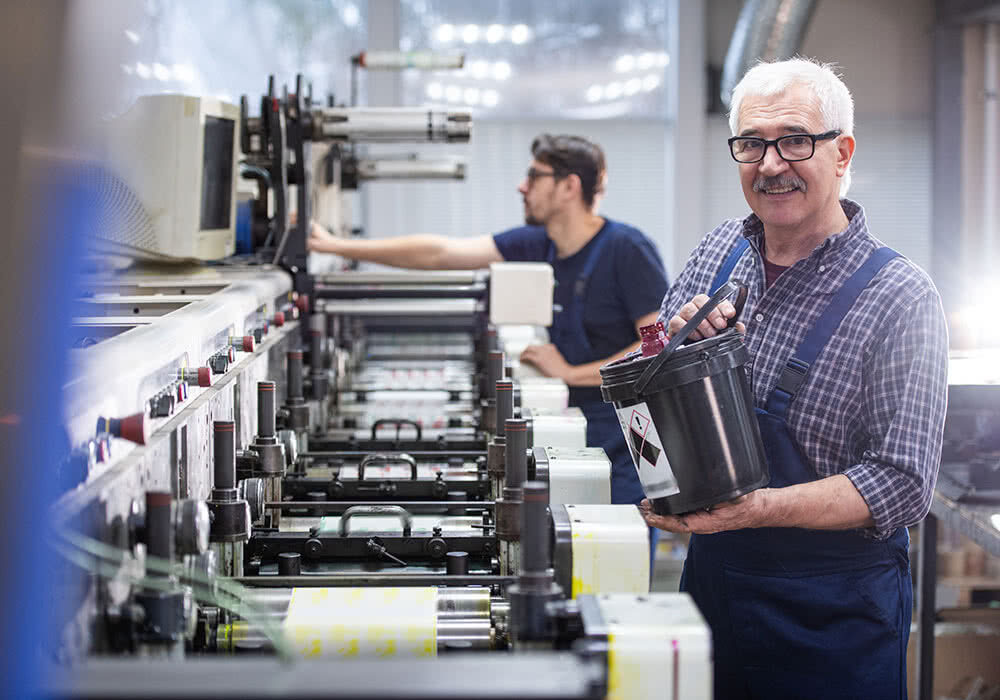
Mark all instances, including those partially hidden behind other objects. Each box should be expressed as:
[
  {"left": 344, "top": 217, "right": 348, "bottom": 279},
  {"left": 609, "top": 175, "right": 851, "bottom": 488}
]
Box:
[{"left": 600, "top": 281, "right": 768, "bottom": 515}]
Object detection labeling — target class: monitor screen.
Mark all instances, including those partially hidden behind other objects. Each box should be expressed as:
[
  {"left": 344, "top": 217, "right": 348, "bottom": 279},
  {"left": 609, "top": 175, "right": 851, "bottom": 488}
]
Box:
[{"left": 199, "top": 116, "right": 234, "bottom": 231}]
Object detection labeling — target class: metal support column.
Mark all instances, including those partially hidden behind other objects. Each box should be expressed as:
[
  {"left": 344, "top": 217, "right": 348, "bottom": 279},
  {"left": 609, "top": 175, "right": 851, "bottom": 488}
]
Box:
[{"left": 915, "top": 513, "right": 938, "bottom": 700}]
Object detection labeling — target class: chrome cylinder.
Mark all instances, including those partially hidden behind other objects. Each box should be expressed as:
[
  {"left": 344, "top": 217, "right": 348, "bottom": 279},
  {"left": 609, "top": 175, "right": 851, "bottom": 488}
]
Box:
[
  {"left": 212, "top": 541, "right": 243, "bottom": 578},
  {"left": 229, "top": 587, "right": 493, "bottom": 653}
]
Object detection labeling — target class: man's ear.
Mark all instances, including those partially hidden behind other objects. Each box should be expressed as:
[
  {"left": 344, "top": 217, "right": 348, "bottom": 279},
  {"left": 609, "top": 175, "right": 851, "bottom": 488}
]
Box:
[
  {"left": 562, "top": 172, "right": 584, "bottom": 202},
  {"left": 835, "top": 134, "right": 856, "bottom": 177}
]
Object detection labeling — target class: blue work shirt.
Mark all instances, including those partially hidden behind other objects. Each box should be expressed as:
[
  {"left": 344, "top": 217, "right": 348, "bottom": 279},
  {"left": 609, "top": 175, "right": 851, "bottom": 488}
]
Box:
[{"left": 493, "top": 218, "right": 668, "bottom": 406}]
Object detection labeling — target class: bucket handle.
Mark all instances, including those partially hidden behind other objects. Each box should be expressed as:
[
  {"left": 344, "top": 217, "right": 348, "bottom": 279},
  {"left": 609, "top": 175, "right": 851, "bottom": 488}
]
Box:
[{"left": 634, "top": 280, "right": 748, "bottom": 395}]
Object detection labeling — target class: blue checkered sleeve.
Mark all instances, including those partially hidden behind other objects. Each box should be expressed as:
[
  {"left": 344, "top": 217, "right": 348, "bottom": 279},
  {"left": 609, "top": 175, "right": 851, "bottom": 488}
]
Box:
[{"left": 845, "top": 289, "right": 949, "bottom": 535}]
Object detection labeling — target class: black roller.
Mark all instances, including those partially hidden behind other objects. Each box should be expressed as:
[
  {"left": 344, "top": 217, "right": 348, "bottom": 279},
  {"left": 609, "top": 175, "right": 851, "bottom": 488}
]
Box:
[
  {"left": 485, "top": 351, "right": 504, "bottom": 399},
  {"left": 309, "top": 313, "right": 326, "bottom": 370},
  {"left": 278, "top": 552, "right": 302, "bottom": 576},
  {"left": 495, "top": 380, "right": 513, "bottom": 437},
  {"left": 446, "top": 551, "right": 470, "bottom": 576},
  {"left": 145, "top": 491, "right": 173, "bottom": 573},
  {"left": 520, "top": 481, "right": 549, "bottom": 574},
  {"left": 213, "top": 421, "right": 236, "bottom": 491},
  {"left": 257, "top": 382, "right": 277, "bottom": 438},
  {"left": 286, "top": 350, "right": 304, "bottom": 400},
  {"left": 309, "top": 331, "right": 323, "bottom": 372},
  {"left": 504, "top": 419, "right": 528, "bottom": 490},
  {"left": 306, "top": 490, "right": 327, "bottom": 517}
]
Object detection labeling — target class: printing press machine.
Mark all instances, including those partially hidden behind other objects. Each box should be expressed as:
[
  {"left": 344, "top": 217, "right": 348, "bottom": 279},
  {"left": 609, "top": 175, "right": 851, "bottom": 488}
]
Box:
[{"left": 42, "top": 68, "right": 712, "bottom": 700}]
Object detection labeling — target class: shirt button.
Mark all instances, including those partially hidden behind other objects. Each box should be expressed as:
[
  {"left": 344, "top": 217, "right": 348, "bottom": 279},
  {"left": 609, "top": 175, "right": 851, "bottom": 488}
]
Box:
[
  {"left": 754, "top": 313, "right": 764, "bottom": 322},
  {"left": 818, "top": 265, "right": 826, "bottom": 272}
]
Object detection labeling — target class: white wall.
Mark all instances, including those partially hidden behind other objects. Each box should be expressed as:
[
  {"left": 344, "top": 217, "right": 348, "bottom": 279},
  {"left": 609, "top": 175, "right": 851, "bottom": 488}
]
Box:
[
  {"left": 363, "top": 118, "right": 673, "bottom": 259},
  {"left": 698, "top": 0, "right": 935, "bottom": 271},
  {"left": 361, "top": 0, "right": 937, "bottom": 278}
]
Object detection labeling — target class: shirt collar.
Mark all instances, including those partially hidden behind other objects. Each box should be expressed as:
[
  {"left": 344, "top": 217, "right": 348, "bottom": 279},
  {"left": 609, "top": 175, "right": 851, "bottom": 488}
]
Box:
[{"left": 740, "top": 198, "right": 872, "bottom": 270}]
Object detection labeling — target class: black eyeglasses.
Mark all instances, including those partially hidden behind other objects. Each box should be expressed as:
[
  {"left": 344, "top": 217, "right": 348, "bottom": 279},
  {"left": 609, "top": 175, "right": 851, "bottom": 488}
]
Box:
[
  {"left": 728, "top": 130, "right": 841, "bottom": 164},
  {"left": 525, "top": 167, "right": 566, "bottom": 183}
]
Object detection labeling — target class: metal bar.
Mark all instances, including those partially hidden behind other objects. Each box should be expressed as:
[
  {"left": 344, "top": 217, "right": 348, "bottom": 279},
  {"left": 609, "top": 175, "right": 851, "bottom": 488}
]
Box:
[
  {"left": 266, "top": 501, "right": 493, "bottom": 509},
  {"left": 318, "top": 298, "right": 480, "bottom": 315},
  {"left": 301, "top": 451, "right": 486, "bottom": 460},
  {"left": 915, "top": 513, "right": 938, "bottom": 700},
  {"left": 232, "top": 574, "right": 515, "bottom": 587},
  {"left": 316, "top": 271, "right": 482, "bottom": 284},
  {"left": 316, "top": 284, "right": 486, "bottom": 300}
]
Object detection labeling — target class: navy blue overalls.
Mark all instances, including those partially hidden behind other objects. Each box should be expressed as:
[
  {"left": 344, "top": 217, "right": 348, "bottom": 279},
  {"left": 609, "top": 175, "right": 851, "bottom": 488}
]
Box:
[
  {"left": 680, "top": 239, "right": 912, "bottom": 700},
  {"left": 546, "top": 231, "right": 659, "bottom": 561}
]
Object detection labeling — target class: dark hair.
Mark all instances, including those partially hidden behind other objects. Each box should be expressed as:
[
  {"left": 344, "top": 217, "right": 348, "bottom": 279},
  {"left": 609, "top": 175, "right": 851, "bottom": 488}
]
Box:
[{"left": 530, "top": 134, "right": 607, "bottom": 207}]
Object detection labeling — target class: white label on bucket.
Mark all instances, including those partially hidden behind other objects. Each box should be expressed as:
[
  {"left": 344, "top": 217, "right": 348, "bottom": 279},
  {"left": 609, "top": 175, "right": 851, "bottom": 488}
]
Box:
[{"left": 614, "top": 402, "right": 680, "bottom": 499}]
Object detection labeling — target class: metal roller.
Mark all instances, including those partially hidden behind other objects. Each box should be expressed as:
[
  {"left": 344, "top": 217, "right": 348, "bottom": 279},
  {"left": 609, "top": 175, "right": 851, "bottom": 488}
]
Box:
[
  {"left": 310, "top": 108, "right": 471, "bottom": 143},
  {"left": 358, "top": 50, "right": 464, "bottom": 71},
  {"left": 226, "top": 587, "right": 494, "bottom": 654},
  {"left": 356, "top": 157, "right": 466, "bottom": 181}
]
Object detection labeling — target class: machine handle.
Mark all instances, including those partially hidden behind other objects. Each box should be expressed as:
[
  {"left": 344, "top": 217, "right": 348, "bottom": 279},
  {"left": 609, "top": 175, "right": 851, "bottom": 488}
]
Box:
[
  {"left": 634, "top": 280, "right": 748, "bottom": 395},
  {"left": 370, "top": 418, "right": 422, "bottom": 441},
  {"left": 339, "top": 505, "right": 413, "bottom": 537},
  {"left": 358, "top": 453, "right": 418, "bottom": 481}
]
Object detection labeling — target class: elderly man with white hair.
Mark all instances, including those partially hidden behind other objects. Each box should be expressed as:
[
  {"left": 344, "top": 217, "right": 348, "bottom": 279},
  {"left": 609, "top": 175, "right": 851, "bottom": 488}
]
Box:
[{"left": 642, "top": 58, "right": 948, "bottom": 698}]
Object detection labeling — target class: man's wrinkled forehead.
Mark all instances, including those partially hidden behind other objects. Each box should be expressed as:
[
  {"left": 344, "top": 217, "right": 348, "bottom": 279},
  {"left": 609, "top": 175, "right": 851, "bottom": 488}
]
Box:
[{"left": 735, "top": 84, "right": 823, "bottom": 136}]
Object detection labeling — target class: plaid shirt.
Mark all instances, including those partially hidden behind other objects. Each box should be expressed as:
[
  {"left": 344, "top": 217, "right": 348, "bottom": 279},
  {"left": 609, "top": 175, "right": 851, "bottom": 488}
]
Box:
[{"left": 658, "top": 200, "right": 949, "bottom": 539}]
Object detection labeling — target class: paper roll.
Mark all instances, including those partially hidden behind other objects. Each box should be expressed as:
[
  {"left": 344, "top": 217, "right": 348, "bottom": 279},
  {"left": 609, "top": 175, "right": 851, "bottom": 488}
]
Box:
[{"left": 283, "top": 587, "right": 438, "bottom": 659}]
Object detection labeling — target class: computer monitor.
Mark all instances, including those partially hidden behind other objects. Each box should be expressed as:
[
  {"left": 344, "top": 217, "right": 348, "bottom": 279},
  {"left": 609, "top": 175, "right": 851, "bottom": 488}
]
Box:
[{"left": 101, "top": 95, "right": 238, "bottom": 260}]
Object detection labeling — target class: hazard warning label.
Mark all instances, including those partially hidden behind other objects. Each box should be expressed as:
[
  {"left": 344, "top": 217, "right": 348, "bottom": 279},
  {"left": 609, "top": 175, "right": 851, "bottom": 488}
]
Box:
[{"left": 614, "top": 402, "right": 679, "bottom": 499}]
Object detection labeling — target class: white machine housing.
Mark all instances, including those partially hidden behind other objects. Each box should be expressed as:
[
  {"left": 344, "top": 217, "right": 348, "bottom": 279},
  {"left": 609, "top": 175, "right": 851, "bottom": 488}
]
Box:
[
  {"left": 540, "top": 447, "right": 611, "bottom": 505},
  {"left": 489, "top": 262, "right": 554, "bottom": 326},
  {"left": 518, "top": 377, "right": 569, "bottom": 411},
  {"left": 563, "top": 504, "right": 649, "bottom": 596},
  {"left": 597, "top": 593, "right": 712, "bottom": 700},
  {"left": 526, "top": 407, "right": 587, "bottom": 449},
  {"left": 101, "top": 94, "right": 239, "bottom": 260}
]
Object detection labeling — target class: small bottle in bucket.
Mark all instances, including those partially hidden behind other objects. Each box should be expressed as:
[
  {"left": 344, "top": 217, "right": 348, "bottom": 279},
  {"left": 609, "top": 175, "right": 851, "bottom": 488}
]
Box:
[
  {"left": 639, "top": 322, "right": 668, "bottom": 357},
  {"left": 600, "top": 281, "right": 769, "bottom": 515}
]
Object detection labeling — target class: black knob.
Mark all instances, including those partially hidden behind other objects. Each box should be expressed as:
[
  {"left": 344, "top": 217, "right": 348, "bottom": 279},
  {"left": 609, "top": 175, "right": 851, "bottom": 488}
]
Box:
[
  {"left": 278, "top": 552, "right": 302, "bottom": 576},
  {"left": 304, "top": 538, "right": 323, "bottom": 559},
  {"left": 446, "top": 551, "right": 469, "bottom": 576}
]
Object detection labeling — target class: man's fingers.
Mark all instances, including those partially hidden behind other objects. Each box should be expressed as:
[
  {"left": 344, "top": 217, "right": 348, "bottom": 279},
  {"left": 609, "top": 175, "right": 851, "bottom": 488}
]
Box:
[{"left": 667, "top": 293, "right": 745, "bottom": 340}]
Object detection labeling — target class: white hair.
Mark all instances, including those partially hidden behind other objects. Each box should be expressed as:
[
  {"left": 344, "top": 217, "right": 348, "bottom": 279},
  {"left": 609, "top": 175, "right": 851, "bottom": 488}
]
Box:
[{"left": 728, "top": 57, "right": 855, "bottom": 196}]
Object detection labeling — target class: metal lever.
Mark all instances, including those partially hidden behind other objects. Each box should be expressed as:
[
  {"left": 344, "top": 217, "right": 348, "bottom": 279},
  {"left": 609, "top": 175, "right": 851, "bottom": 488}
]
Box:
[
  {"left": 358, "top": 452, "right": 418, "bottom": 481},
  {"left": 366, "top": 538, "right": 408, "bottom": 567},
  {"left": 339, "top": 505, "right": 413, "bottom": 537},
  {"left": 370, "top": 418, "right": 422, "bottom": 441}
]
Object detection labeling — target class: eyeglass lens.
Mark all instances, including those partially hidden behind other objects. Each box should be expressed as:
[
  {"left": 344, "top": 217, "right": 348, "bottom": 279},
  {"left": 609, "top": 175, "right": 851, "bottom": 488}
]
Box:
[{"left": 732, "top": 135, "right": 815, "bottom": 163}]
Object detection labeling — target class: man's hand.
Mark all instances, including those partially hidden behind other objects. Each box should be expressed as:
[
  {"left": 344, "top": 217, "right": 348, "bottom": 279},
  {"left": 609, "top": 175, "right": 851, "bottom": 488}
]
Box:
[
  {"left": 307, "top": 220, "right": 341, "bottom": 253},
  {"left": 667, "top": 295, "right": 746, "bottom": 341},
  {"left": 639, "top": 490, "right": 769, "bottom": 534},
  {"left": 519, "top": 343, "right": 572, "bottom": 382}
]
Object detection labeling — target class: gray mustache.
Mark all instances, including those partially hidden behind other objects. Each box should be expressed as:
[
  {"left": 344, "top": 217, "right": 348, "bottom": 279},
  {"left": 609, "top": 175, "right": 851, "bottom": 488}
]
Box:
[{"left": 753, "top": 175, "right": 807, "bottom": 193}]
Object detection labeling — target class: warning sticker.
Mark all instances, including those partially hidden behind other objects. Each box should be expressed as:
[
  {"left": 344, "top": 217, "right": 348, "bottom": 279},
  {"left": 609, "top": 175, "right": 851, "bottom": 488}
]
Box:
[{"left": 614, "top": 402, "right": 680, "bottom": 499}]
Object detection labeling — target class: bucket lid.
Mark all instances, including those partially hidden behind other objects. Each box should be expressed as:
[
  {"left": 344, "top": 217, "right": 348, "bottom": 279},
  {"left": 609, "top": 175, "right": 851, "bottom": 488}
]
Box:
[{"left": 600, "top": 329, "right": 749, "bottom": 402}]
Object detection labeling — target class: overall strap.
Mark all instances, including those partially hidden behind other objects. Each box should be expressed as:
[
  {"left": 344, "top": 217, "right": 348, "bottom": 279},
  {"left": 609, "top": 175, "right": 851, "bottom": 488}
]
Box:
[
  {"left": 765, "top": 247, "right": 901, "bottom": 418},
  {"left": 547, "top": 227, "right": 613, "bottom": 362},
  {"left": 710, "top": 238, "right": 751, "bottom": 294}
]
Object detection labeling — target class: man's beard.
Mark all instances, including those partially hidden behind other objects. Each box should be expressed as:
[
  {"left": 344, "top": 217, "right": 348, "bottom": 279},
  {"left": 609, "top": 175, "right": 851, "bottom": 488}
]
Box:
[{"left": 524, "top": 202, "right": 542, "bottom": 226}]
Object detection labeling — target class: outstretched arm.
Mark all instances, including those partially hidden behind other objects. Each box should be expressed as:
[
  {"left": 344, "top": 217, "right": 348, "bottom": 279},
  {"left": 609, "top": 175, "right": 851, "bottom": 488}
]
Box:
[{"left": 308, "top": 222, "right": 503, "bottom": 270}]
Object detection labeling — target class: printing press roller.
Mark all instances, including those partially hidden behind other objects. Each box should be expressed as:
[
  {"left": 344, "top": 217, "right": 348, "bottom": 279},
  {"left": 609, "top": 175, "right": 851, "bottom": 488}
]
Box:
[{"left": 214, "top": 587, "right": 498, "bottom": 655}]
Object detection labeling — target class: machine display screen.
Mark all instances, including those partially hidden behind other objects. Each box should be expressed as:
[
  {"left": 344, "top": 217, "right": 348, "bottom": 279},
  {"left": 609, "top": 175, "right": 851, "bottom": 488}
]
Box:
[{"left": 199, "top": 116, "right": 234, "bottom": 231}]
